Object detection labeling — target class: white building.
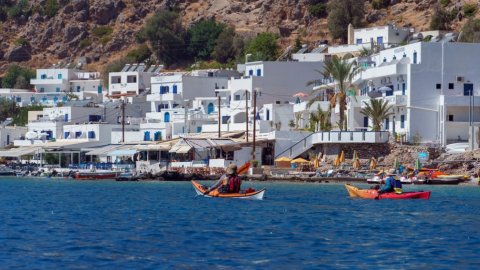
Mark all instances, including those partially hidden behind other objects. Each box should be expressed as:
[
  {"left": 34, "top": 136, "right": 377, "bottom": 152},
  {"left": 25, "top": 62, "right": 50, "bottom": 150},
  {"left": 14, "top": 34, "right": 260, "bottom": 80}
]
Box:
[
  {"left": 141, "top": 70, "right": 237, "bottom": 140},
  {"left": 202, "top": 61, "right": 325, "bottom": 133},
  {"left": 352, "top": 41, "right": 480, "bottom": 146},
  {"left": 0, "top": 126, "right": 27, "bottom": 148},
  {"left": 108, "top": 64, "right": 161, "bottom": 99},
  {"left": 29, "top": 68, "right": 104, "bottom": 105}
]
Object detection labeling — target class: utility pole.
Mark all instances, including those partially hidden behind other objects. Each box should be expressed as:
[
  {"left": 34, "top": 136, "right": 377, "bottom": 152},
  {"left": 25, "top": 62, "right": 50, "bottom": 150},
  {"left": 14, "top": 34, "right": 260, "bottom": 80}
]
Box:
[
  {"left": 121, "top": 99, "right": 125, "bottom": 143},
  {"left": 218, "top": 95, "right": 221, "bottom": 138},
  {"left": 252, "top": 89, "right": 257, "bottom": 161},
  {"left": 245, "top": 90, "right": 249, "bottom": 142}
]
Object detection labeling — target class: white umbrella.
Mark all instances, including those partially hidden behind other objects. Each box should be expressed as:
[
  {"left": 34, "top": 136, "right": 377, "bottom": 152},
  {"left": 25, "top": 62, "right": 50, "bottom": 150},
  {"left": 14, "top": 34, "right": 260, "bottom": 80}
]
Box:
[{"left": 378, "top": 86, "right": 392, "bottom": 92}]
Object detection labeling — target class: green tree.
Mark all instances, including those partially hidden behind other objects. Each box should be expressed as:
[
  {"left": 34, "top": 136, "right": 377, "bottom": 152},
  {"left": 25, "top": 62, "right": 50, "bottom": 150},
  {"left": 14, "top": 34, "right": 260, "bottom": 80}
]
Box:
[
  {"left": 212, "top": 26, "right": 241, "bottom": 64},
  {"left": 187, "top": 19, "right": 225, "bottom": 60},
  {"left": 125, "top": 44, "right": 152, "bottom": 63},
  {"left": 430, "top": 4, "right": 452, "bottom": 30},
  {"left": 0, "top": 98, "right": 18, "bottom": 123},
  {"left": 307, "top": 57, "right": 359, "bottom": 130},
  {"left": 327, "top": 0, "right": 365, "bottom": 42},
  {"left": 360, "top": 99, "right": 394, "bottom": 131},
  {"left": 8, "top": 0, "right": 29, "bottom": 19},
  {"left": 308, "top": 3, "right": 327, "bottom": 18},
  {"left": 459, "top": 19, "right": 480, "bottom": 43},
  {"left": 12, "top": 104, "right": 45, "bottom": 126},
  {"left": 44, "top": 0, "right": 59, "bottom": 17},
  {"left": 245, "top": 32, "right": 279, "bottom": 61},
  {"left": 1, "top": 64, "right": 35, "bottom": 89},
  {"left": 136, "top": 10, "right": 187, "bottom": 66},
  {"left": 463, "top": 3, "right": 477, "bottom": 18}
]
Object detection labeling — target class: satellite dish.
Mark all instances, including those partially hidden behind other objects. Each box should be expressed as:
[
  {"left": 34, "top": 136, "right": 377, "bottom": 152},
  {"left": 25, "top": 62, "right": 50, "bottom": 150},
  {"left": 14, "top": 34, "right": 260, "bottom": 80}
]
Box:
[{"left": 25, "top": 131, "right": 38, "bottom": 140}]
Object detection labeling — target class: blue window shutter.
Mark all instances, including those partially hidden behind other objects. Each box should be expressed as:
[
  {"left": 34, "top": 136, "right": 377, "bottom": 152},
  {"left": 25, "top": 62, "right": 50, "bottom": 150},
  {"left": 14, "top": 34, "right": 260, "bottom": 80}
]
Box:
[
  {"left": 249, "top": 70, "right": 253, "bottom": 76},
  {"left": 88, "top": 131, "right": 95, "bottom": 139},
  {"left": 64, "top": 114, "right": 69, "bottom": 122},
  {"left": 64, "top": 132, "right": 70, "bottom": 139},
  {"left": 173, "top": 85, "right": 177, "bottom": 94},
  {"left": 256, "top": 69, "right": 261, "bottom": 76}
]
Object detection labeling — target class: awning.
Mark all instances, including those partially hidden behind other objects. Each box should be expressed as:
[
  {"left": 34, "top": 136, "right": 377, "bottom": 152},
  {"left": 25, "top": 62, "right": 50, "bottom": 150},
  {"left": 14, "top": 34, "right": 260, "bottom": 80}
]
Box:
[
  {"left": 169, "top": 145, "right": 192, "bottom": 154},
  {"left": 85, "top": 145, "right": 122, "bottom": 156},
  {"left": 108, "top": 149, "right": 137, "bottom": 156},
  {"left": 135, "top": 144, "right": 171, "bottom": 151},
  {"left": 0, "top": 147, "right": 43, "bottom": 157}
]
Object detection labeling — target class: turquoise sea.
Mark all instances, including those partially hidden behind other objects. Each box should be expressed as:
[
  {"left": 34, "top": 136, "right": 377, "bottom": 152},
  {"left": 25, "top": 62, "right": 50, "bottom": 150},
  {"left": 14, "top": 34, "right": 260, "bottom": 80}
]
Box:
[{"left": 1, "top": 178, "right": 479, "bottom": 269}]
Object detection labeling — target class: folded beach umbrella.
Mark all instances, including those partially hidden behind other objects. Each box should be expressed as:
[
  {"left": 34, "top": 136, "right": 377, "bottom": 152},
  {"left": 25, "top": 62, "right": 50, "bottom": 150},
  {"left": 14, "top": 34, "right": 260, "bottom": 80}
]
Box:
[
  {"left": 393, "top": 158, "right": 399, "bottom": 170},
  {"left": 353, "top": 158, "right": 361, "bottom": 170},
  {"left": 333, "top": 155, "right": 340, "bottom": 167},
  {"left": 369, "top": 157, "right": 377, "bottom": 170},
  {"left": 291, "top": 158, "right": 309, "bottom": 164},
  {"left": 339, "top": 150, "right": 345, "bottom": 163},
  {"left": 414, "top": 158, "right": 422, "bottom": 171},
  {"left": 352, "top": 150, "right": 358, "bottom": 162}
]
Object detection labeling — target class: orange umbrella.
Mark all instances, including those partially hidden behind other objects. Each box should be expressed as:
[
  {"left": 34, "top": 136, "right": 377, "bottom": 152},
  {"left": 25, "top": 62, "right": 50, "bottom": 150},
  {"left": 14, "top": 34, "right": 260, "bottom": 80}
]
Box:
[
  {"left": 369, "top": 157, "right": 377, "bottom": 170},
  {"left": 353, "top": 158, "right": 361, "bottom": 170},
  {"left": 339, "top": 150, "right": 345, "bottom": 163}
]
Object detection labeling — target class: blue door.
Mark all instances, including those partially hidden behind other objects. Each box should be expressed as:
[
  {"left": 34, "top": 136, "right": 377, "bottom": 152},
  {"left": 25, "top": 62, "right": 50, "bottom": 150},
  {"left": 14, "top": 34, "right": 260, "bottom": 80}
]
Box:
[
  {"left": 164, "top": 112, "right": 170, "bottom": 123},
  {"left": 402, "top": 83, "right": 406, "bottom": 95},
  {"left": 256, "top": 69, "right": 262, "bottom": 76},
  {"left": 207, "top": 103, "right": 214, "bottom": 114},
  {"left": 197, "top": 126, "right": 202, "bottom": 133},
  {"left": 98, "top": 85, "right": 102, "bottom": 94},
  {"left": 266, "top": 109, "right": 270, "bottom": 120},
  {"left": 173, "top": 85, "right": 177, "bottom": 94},
  {"left": 464, "top": 83, "right": 473, "bottom": 96},
  {"left": 363, "top": 117, "right": 369, "bottom": 128},
  {"left": 377, "top": 36, "right": 383, "bottom": 45},
  {"left": 400, "top": 115, "right": 405, "bottom": 128},
  {"left": 413, "top": 52, "right": 417, "bottom": 64}
]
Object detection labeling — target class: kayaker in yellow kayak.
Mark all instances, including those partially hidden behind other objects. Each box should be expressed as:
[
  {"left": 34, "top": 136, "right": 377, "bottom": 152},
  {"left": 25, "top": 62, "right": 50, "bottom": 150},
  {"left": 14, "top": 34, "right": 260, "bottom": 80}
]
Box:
[
  {"left": 378, "top": 169, "right": 402, "bottom": 194},
  {"left": 205, "top": 164, "right": 242, "bottom": 194}
]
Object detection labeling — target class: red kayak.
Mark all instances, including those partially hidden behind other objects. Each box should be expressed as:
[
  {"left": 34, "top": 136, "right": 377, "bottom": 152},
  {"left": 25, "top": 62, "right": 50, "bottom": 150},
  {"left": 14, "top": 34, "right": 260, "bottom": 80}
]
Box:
[{"left": 345, "top": 184, "right": 431, "bottom": 200}]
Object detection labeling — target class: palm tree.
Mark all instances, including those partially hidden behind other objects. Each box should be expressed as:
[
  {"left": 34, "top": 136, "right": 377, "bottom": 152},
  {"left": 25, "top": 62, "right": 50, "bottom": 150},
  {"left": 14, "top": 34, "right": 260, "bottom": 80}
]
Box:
[
  {"left": 307, "top": 57, "right": 359, "bottom": 130},
  {"left": 308, "top": 105, "right": 331, "bottom": 132},
  {"left": 360, "top": 99, "right": 394, "bottom": 131}
]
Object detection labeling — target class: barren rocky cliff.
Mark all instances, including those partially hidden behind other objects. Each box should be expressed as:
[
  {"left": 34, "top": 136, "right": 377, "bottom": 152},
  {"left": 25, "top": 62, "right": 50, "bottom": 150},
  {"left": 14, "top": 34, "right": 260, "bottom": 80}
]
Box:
[{"left": 0, "top": 0, "right": 477, "bottom": 71}]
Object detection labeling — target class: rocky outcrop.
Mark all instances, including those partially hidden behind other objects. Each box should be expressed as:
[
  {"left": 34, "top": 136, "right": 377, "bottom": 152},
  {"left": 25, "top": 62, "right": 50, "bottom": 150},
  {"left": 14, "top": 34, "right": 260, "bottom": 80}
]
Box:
[
  {"left": 89, "top": 0, "right": 126, "bottom": 25},
  {"left": 0, "top": 0, "right": 473, "bottom": 70},
  {"left": 5, "top": 45, "right": 31, "bottom": 62}
]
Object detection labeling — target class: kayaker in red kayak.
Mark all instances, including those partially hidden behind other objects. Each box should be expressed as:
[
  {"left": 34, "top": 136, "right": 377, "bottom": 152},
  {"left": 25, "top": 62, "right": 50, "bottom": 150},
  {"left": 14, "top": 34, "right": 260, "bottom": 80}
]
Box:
[
  {"left": 378, "top": 169, "right": 402, "bottom": 194},
  {"left": 205, "top": 164, "right": 242, "bottom": 194}
]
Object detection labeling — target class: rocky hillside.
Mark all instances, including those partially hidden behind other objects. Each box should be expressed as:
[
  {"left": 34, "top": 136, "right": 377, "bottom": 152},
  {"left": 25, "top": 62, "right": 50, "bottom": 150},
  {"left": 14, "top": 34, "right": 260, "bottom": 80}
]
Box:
[{"left": 0, "top": 0, "right": 478, "bottom": 72}]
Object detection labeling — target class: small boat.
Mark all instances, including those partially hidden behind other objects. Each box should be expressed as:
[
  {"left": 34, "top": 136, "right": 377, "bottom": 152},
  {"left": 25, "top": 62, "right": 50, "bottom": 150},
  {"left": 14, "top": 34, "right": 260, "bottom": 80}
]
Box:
[
  {"left": 75, "top": 171, "right": 121, "bottom": 180},
  {"left": 191, "top": 180, "right": 266, "bottom": 200},
  {"left": 116, "top": 172, "right": 138, "bottom": 181},
  {"left": 436, "top": 174, "right": 465, "bottom": 180},
  {"left": 0, "top": 166, "right": 16, "bottom": 176},
  {"left": 345, "top": 184, "right": 431, "bottom": 200},
  {"left": 425, "top": 178, "right": 461, "bottom": 185}
]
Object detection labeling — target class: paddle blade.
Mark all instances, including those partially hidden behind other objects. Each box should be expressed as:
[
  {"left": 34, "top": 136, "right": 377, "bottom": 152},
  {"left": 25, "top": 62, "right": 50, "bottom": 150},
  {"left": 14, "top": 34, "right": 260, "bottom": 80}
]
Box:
[{"left": 237, "top": 162, "right": 250, "bottom": 175}]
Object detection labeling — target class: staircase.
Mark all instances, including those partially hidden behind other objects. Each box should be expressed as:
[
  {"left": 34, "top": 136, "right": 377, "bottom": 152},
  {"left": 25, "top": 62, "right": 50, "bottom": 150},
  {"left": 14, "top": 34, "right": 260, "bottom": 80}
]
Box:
[{"left": 275, "top": 132, "right": 315, "bottom": 159}]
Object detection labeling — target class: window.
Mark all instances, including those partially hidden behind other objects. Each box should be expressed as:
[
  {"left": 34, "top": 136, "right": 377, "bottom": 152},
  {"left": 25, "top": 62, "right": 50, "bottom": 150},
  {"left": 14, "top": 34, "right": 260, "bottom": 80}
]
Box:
[
  {"left": 356, "top": 38, "right": 362, "bottom": 45},
  {"left": 57, "top": 74, "right": 62, "bottom": 79},
  {"left": 144, "top": 131, "right": 151, "bottom": 141},
  {"left": 64, "top": 114, "right": 69, "bottom": 122},
  {"left": 436, "top": 84, "right": 441, "bottom": 90},
  {"left": 75, "top": 131, "right": 82, "bottom": 138},
  {"left": 64, "top": 132, "right": 70, "bottom": 139},
  {"left": 448, "top": 115, "right": 454, "bottom": 121},
  {"left": 56, "top": 87, "right": 60, "bottom": 92},
  {"left": 464, "top": 83, "right": 473, "bottom": 96},
  {"left": 89, "top": 115, "right": 102, "bottom": 122},
  {"left": 256, "top": 69, "right": 262, "bottom": 76},
  {"left": 377, "top": 36, "right": 383, "bottom": 45},
  {"left": 111, "top": 76, "right": 121, "bottom": 84},
  {"left": 400, "top": 115, "right": 405, "bottom": 128},
  {"left": 16, "top": 97, "right": 21, "bottom": 102},
  {"left": 234, "top": 94, "right": 241, "bottom": 101},
  {"left": 76, "top": 86, "right": 81, "bottom": 92},
  {"left": 383, "top": 57, "right": 387, "bottom": 62},
  {"left": 386, "top": 86, "right": 394, "bottom": 96},
  {"left": 248, "top": 70, "right": 253, "bottom": 76},
  {"left": 413, "top": 52, "right": 417, "bottom": 64},
  {"left": 127, "top": 75, "right": 137, "bottom": 83},
  {"left": 173, "top": 85, "right": 177, "bottom": 94},
  {"left": 448, "top": 83, "right": 454, "bottom": 90},
  {"left": 402, "top": 83, "right": 406, "bottom": 95},
  {"left": 40, "top": 88, "right": 45, "bottom": 92},
  {"left": 41, "top": 74, "right": 47, "bottom": 79},
  {"left": 164, "top": 112, "right": 170, "bottom": 123},
  {"left": 196, "top": 127, "right": 202, "bottom": 133},
  {"left": 266, "top": 109, "right": 270, "bottom": 120},
  {"left": 88, "top": 131, "right": 96, "bottom": 139},
  {"left": 385, "top": 118, "right": 389, "bottom": 130},
  {"left": 363, "top": 117, "right": 368, "bottom": 128},
  {"left": 154, "top": 131, "right": 162, "bottom": 141}
]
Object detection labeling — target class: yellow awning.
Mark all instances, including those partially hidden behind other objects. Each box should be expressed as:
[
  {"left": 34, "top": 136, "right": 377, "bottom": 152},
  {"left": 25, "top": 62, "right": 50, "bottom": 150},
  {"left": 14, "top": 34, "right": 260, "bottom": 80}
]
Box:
[
  {"left": 291, "top": 158, "right": 309, "bottom": 164},
  {"left": 275, "top": 156, "right": 292, "bottom": 162}
]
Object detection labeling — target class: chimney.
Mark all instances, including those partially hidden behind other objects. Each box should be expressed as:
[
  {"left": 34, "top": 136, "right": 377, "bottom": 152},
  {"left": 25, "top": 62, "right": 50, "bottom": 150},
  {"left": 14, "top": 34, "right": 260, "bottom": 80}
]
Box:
[{"left": 348, "top": 23, "right": 354, "bottom": 45}]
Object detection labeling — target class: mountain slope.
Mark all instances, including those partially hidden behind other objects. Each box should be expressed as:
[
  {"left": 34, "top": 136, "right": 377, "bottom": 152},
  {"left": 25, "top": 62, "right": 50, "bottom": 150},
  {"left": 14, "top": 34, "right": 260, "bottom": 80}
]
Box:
[{"left": 0, "top": 0, "right": 477, "bottom": 72}]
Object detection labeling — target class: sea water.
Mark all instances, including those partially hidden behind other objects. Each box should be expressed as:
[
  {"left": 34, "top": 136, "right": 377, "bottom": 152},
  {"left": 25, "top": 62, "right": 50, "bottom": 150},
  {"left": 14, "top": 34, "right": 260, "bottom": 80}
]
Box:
[{"left": 1, "top": 178, "right": 479, "bottom": 269}]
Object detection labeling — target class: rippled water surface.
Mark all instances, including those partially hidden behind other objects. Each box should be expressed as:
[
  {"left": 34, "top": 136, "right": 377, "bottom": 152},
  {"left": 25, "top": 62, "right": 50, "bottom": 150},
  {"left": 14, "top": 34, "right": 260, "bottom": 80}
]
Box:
[{"left": 1, "top": 178, "right": 480, "bottom": 269}]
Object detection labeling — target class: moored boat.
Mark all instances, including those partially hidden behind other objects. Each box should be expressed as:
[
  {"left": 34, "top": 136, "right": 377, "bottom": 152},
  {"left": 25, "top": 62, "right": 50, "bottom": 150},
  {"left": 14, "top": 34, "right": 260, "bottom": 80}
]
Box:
[
  {"left": 75, "top": 170, "right": 121, "bottom": 180},
  {"left": 345, "top": 184, "right": 431, "bottom": 200},
  {"left": 191, "top": 180, "right": 266, "bottom": 200}
]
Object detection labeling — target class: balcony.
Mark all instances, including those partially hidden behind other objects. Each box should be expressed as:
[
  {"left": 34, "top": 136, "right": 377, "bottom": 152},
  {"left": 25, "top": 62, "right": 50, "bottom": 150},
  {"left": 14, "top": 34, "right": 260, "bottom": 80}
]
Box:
[
  {"left": 30, "top": 78, "right": 66, "bottom": 85},
  {"left": 360, "top": 95, "right": 407, "bottom": 108},
  {"left": 146, "top": 92, "right": 182, "bottom": 101},
  {"left": 312, "top": 131, "right": 390, "bottom": 144}
]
